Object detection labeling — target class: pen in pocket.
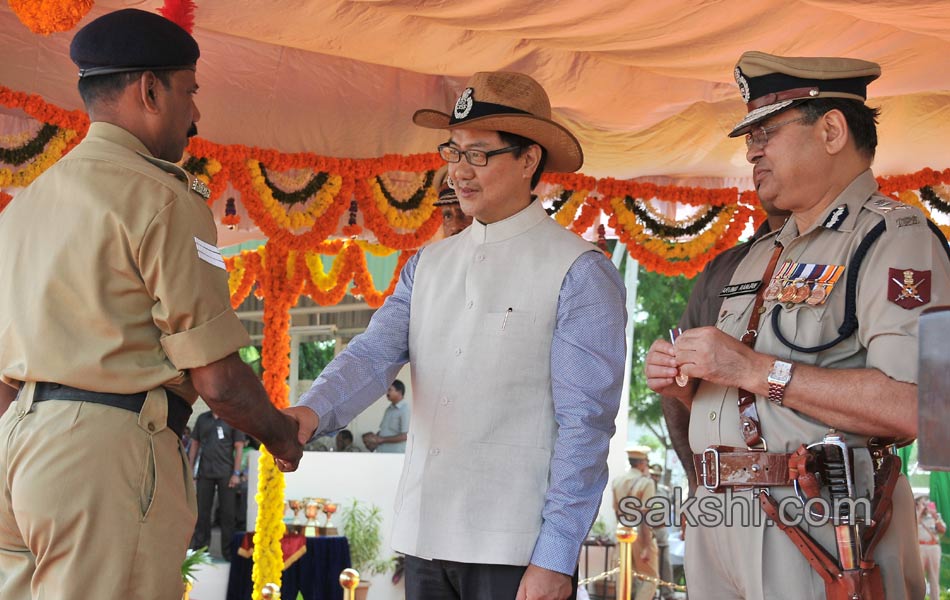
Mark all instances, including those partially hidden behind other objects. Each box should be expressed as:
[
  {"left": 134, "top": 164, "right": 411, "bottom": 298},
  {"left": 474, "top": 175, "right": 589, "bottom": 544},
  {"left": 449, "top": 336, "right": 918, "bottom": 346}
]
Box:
[{"left": 502, "top": 307, "right": 513, "bottom": 331}]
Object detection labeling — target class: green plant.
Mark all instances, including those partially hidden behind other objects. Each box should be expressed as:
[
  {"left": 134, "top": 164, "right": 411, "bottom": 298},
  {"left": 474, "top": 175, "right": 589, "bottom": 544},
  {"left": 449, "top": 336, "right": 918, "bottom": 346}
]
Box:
[
  {"left": 181, "top": 546, "right": 213, "bottom": 584},
  {"left": 340, "top": 498, "right": 395, "bottom": 577}
]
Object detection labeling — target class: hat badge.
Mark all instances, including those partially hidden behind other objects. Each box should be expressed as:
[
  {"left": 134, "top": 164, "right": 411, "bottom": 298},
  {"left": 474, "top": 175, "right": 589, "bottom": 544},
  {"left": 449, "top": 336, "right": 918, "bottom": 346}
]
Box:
[
  {"left": 734, "top": 66, "right": 750, "bottom": 103},
  {"left": 453, "top": 87, "right": 474, "bottom": 120}
]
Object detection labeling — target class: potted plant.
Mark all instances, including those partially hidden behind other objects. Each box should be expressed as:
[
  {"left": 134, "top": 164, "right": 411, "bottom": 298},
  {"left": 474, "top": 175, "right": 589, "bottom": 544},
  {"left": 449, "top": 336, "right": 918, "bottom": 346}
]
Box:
[
  {"left": 181, "top": 546, "right": 212, "bottom": 600},
  {"left": 339, "top": 499, "right": 396, "bottom": 600}
]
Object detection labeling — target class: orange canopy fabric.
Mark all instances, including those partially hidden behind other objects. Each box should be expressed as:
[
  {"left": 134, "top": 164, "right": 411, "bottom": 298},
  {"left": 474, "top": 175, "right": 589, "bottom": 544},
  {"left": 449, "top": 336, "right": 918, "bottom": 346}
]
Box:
[{"left": 2, "top": 1, "right": 949, "bottom": 186}]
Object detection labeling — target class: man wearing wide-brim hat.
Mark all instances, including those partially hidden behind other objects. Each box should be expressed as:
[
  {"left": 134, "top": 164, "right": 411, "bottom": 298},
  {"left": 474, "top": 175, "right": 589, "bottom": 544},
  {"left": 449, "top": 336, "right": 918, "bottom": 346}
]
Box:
[
  {"left": 289, "top": 71, "right": 627, "bottom": 599},
  {"left": 646, "top": 51, "right": 950, "bottom": 599}
]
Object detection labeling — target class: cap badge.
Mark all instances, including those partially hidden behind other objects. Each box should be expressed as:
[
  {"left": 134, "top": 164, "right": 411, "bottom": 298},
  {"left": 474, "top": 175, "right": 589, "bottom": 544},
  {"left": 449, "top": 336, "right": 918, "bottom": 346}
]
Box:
[
  {"left": 735, "top": 67, "right": 751, "bottom": 103},
  {"left": 453, "top": 87, "right": 474, "bottom": 120}
]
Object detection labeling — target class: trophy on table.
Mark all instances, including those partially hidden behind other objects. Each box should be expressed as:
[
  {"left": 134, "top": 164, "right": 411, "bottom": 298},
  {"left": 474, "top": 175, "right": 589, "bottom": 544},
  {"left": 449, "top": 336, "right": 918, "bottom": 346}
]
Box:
[
  {"left": 286, "top": 499, "right": 305, "bottom": 534},
  {"left": 304, "top": 498, "right": 323, "bottom": 537},
  {"left": 321, "top": 501, "right": 338, "bottom": 536}
]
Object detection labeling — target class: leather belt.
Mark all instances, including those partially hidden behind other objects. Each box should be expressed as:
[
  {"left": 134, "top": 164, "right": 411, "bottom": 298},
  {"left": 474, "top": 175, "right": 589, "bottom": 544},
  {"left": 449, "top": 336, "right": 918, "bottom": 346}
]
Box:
[
  {"left": 693, "top": 445, "right": 793, "bottom": 492},
  {"left": 32, "top": 382, "right": 191, "bottom": 438}
]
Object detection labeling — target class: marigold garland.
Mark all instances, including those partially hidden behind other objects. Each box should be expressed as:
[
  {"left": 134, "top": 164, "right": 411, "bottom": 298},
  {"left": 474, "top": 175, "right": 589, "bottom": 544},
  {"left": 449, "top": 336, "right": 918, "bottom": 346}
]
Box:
[
  {"left": 248, "top": 160, "right": 344, "bottom": 232},
  {"left": 251, "top": 447, "right": 287, "bottom": 600},
  {"left": 0, "top": 123, "right": 58, "bottom": 165},
  {"left": 355, "top": 177, "right": 443, "bottom": 250},
  {"left": 0, "top": 128, "right": 75, "bottom": 188},
  {"left": 9, "top": 0, "right": 94, "bottom": 35},
  {"left": 553, "top": 189, "right": 588, "bottom": 228},
  {"left": 367, "top": 174, "right": 439, "bottom": 230}
]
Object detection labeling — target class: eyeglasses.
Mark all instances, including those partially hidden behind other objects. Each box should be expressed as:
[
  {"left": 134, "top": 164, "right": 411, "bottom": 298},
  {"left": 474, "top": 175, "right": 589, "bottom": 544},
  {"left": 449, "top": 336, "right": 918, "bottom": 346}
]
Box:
[
  {"left": 745, "top": 117, "right": 806, "bottom": 149},
  {"left": 438, "top": 143, "right": 520, "bottom": 166}
]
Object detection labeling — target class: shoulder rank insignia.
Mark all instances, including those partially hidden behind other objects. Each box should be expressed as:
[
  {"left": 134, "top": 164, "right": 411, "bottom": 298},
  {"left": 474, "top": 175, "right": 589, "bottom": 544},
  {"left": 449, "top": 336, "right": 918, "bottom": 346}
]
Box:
[
  {"left": 888, "top": 268, "right": 930, "bottom": 309},
  {"left": 869, "top": 197, "right": 910, "bottom": 213},
  {"left": 190, "top": 177, "right": 210, "bottom": 200},
  {"left": 821, "top": 204, "right": 848, "bottom": 230}
]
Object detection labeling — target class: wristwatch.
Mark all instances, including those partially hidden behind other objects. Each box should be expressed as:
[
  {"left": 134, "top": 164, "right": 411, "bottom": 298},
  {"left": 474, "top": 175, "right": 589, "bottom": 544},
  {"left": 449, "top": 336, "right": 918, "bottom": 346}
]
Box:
[
  {"left": 233, "top": 470, "right": 243, "bottom": 477},
  {"left": 767, "top": 360, "right": 794, "bottom": 406}
]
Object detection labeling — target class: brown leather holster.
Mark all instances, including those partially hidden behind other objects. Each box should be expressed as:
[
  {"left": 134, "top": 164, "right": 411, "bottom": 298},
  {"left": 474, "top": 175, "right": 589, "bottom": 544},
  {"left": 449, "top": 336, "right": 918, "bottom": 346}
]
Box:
[{"left": 757, "top": 453, "right": 901, "bottom": 600}]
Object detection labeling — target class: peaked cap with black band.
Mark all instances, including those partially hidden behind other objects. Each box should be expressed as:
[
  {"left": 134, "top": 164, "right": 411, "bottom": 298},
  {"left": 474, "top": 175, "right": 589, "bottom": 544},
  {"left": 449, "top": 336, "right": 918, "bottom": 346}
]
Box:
[
  {"left": 70, "top": 8, "right": 199, "bottom": 79},
  {"left": 729, "top": 51, "right": 880, "bottom": 138},
  {"left": 413, "top": 71, "right": 584, "bottom": 173}
]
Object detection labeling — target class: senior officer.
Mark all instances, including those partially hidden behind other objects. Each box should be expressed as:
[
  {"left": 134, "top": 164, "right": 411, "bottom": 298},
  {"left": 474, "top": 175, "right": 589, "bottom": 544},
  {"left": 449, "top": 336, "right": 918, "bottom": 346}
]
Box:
[
  {"left": 285, "top": 71, "right": 627, "bottom": 600},
  {"left": 646, "top": 51, "right": 950, "bottom": 599},
  {"left": 0, "top": 10, "right": 302, "bottom": 599}
]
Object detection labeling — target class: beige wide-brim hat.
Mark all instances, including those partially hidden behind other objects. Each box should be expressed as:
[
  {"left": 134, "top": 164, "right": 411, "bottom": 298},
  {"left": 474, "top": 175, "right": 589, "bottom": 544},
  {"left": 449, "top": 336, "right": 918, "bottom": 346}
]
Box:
[{"left": 413, "top": 71, "right": 584, "bottom": 173}]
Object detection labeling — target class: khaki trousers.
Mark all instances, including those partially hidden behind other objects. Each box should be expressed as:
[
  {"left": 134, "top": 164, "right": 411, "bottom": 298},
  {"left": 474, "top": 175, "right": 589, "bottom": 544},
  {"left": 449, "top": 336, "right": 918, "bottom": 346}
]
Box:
[
  {"left": 683, "top": 485, "right": 924, "bottom": 600},
  {"left": 632, "top": 541, "right": 658, "bottom": 600},
  {"left": 0, "top": 383, "right": 197, "bottom": 599}
]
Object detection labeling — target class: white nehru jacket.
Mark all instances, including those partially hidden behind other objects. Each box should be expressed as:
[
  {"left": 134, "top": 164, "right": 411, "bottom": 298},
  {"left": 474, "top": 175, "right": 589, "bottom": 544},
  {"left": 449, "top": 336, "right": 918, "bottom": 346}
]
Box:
[{"left": 393, "top": 199, "right": 594, "bottom": 565}]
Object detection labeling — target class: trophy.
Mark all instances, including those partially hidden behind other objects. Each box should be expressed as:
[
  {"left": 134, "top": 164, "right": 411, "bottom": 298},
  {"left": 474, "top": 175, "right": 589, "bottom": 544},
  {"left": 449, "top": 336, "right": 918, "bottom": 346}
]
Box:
[
  {"left": 304, "top": 498, "right": 323, "bottom": 537},
  {"left": 321, "top": 501, "right": 338, "bottom": 535},
  {"left": 287, "top": 499, "right": 304, "bottom": 526}
]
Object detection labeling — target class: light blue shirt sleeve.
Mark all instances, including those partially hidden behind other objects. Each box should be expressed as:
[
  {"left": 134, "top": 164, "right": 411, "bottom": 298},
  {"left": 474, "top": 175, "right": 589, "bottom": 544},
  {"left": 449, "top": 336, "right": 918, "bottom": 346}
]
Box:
[
  {"left": 296, "top": 251, "right": 419, "bottom": 434},
  {"left": 529, "top": 250, "right": 627, "bottom": 575}
]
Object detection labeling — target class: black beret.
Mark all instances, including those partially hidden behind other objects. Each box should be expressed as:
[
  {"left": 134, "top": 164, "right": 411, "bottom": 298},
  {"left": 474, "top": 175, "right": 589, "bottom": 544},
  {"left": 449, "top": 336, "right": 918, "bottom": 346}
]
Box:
[{"left": 70, "top": 9, "right": 199, "bottom": 79}]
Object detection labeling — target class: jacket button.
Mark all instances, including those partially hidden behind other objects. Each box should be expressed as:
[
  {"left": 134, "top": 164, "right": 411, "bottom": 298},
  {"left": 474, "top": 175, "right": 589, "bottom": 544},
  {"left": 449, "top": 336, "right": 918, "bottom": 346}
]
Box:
[
  {"left": 429, "top": 448, "right": 440, "bottom": 456},
  {"left": 476, "top": 255, "right": 486, "bottom": 262},
  {"left": 709, "top": 411, "right": 717, "bottom": 422},
  {"left": 440, "top": 397, "right": 450, "bottom": 406},
  {"left": 454, "top": 348, "right": 462, "bottom": 356},
  {"left": 147, "top": 423, "right": 156, "bottom": 432},
  {"left": 466, "top": 300, "right": 474, "bottom": 309}
]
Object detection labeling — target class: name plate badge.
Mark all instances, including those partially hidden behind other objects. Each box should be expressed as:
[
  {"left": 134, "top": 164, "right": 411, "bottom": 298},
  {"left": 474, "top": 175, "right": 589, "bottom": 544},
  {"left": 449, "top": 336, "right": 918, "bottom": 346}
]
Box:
[{"left": 719, "top": 281, "right": 762, "bottom": 298}]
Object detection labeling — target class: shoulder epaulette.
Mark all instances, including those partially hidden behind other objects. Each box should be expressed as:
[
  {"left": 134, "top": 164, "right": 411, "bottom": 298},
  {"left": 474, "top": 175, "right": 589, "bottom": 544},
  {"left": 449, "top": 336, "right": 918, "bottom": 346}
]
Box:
[{"left": 136, "top": 153, "right": 210, "bottom": 200}]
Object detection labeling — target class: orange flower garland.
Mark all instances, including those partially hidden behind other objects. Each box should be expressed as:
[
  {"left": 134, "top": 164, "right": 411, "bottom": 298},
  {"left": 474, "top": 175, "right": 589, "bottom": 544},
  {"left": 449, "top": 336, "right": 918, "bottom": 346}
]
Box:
[
  {"left": 354, "top": 177, "right": 443, "bottom": 250},
  {"left": 0, "top": 86, "right": 89, "bottom": 142},
  {"left": 8, "top": 0, "right": 94, "bottom": 35}
]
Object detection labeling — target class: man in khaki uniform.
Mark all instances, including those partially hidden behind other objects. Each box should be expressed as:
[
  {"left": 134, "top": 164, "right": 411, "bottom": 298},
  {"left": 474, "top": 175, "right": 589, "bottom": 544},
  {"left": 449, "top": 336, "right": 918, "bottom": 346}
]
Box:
[
  {"left": 611, "top": 446, "right": 659, "bottom": 600},
  {"left": 646, "top": 51, "right": 949, "bottom": 599},
  {"left": 0, "top": 9, "right": 302, "bottom": 599}
]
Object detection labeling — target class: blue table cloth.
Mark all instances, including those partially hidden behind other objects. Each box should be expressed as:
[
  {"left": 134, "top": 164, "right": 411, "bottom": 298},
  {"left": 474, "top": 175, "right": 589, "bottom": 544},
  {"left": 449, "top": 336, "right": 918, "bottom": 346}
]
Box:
[{"left": 226, "top": 532, "right": 351, "bottom": 600}]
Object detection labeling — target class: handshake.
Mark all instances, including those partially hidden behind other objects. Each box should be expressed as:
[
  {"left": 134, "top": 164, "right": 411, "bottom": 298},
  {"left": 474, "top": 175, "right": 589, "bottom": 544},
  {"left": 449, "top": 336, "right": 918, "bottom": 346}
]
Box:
[{"left": 263, "top": 406, "right": 320, "bottom": 473}]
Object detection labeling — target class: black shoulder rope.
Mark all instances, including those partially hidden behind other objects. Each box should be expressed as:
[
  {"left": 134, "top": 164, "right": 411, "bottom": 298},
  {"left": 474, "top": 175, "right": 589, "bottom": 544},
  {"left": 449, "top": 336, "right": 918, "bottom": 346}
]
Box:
[{"left": 770, "top": 216, "right": 950, "bottom": 354}]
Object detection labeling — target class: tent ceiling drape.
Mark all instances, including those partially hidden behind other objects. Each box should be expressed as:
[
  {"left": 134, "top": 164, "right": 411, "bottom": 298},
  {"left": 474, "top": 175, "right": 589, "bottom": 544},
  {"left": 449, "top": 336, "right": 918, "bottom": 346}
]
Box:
[{"left": 3, "top": 0, "right": 950, "bottom": 187}]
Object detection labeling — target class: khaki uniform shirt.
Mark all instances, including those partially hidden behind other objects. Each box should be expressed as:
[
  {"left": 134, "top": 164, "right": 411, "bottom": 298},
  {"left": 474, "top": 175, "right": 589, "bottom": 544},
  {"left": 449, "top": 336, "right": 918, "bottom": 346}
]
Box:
[
  {"left": 690, "top": 169, "right": 950, "bottom": 453},
  {"left": 687, "top": 169, "right": 944, "bottom": 598},
  {"left": 612, "top": 469, "right": 657, "bottom": 516},
  {"left": 0, "top": 122, "right": 249, "bottom": 400}
]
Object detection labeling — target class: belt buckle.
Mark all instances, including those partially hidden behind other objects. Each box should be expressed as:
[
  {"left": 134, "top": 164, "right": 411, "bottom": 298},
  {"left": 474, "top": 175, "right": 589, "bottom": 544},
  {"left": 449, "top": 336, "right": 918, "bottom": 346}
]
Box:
[{"left": 701, "top": 446, "right": 721, "bottom": 492}]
